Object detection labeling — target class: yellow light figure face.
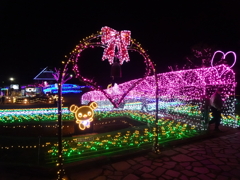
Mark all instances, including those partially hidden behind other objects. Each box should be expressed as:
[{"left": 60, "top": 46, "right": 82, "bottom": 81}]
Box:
[
  {"left": 76, "top": 106, "right": 93, "bottom": 121},
  {"left": 69, "top": 101, "right": 98, "bottom": 130}
]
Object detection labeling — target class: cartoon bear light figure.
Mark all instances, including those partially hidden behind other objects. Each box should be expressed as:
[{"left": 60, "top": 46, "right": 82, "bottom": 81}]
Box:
[{"left": 69, "top": 101, "right": 98, "bottom": 130}]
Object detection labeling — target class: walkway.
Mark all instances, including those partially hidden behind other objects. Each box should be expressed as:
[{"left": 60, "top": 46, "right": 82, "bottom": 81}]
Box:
[{"left": 68, "top": 128, "right": 240, "bottom": 180}]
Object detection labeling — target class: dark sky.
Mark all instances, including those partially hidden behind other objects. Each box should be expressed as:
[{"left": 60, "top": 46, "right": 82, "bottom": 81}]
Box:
[{"left": 1, "top": 0, "right": 240, "bottom": 86}]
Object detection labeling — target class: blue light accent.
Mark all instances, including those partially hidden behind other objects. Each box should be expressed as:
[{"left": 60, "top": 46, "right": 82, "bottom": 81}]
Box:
[
  {"left": 43, "top": 84, "right": 89, "bottom": 94},
  {"left": 1, "top": 88, "right": 9, "bottom": 90},
  {"left": 52, "top": 89, "right": 82, "bottom": 94}
]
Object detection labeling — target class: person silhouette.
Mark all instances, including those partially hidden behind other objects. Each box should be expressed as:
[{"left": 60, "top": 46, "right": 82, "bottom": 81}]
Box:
[
  {"left": 209, "top": 88, "right": 223, "bottom": 131},
  {"left": 2, "top": 95, "right": 5, "bottom": 104}
]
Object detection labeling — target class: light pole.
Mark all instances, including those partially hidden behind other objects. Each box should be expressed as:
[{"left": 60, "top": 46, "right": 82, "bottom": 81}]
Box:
[
  {"left": 9, "top": 77, "right": 14, "bottom": 96},
  {"left": 57, "top": 67, "right": 64, "bottom": 179}
]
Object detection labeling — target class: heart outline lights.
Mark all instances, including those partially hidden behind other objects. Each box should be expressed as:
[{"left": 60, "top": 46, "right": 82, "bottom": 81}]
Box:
[
  {"left": 211, "top": 50, "right": 236, "bottom": 78},
  {"left": 63, "top": 26, "right": 156, "bottom": 108}
]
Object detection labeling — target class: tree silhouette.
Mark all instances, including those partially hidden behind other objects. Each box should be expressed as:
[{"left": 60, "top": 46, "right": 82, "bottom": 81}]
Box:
[
  {"left": 52, "top": 67, "right": 72, "bottom": 84},
  {"left": 168, "top": 43, "right": 218, "bottom": 72},
  {"left": 185, "top": 43, "right": 217, "bottom": 68}
]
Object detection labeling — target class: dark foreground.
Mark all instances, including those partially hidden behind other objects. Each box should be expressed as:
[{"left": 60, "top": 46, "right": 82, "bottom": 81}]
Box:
[{"left": 1, "top": 124, "right": 240, "bottom": 180}]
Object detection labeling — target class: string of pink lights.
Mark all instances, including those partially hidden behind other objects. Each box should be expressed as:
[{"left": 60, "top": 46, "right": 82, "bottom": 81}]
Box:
[
  {"left": 83, "top": 64, "right": 235, "bottom": 100},
  {"left": 62, "top": 26, "right": 157, "bottom": 108},
  {"left": 60, "top": 26, "right": 238, "bottom": 128},
  {"left": 101, "top": 26, "right": 131, "bottom": 65},
  {"left": 82, "top": 64, "right": 237, "bottom": 127}
]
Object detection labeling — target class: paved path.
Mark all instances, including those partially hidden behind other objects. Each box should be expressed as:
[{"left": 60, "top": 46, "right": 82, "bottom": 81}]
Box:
[
  {"left": 1, "top": 128, "right": 240, "bottom": 180},
  {"left": 68, "top": 131, "right": 240, "bottom": 180}
]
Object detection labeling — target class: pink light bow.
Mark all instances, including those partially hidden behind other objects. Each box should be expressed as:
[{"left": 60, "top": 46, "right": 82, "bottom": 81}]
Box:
[{"left": 101, "top": 26, "right": 131, "bottom": 65}]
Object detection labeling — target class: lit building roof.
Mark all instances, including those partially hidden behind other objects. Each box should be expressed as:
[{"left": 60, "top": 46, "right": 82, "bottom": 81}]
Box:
[{"left": 33, "top": 67, "right": 56, "bottom": 80}]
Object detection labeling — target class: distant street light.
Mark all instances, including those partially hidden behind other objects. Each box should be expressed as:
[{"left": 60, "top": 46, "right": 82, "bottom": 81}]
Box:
[{"left": 10, "top": 77, "right": 14, "bottom": 82}]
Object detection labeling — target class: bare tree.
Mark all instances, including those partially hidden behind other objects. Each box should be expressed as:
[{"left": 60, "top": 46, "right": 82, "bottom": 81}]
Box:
[
  {"left": 168, "top": 43, "right": 220, "bottom": 72},
  {"left": 52, "top": 67, "right": 72, "bottom": 84},
  {"left": 185, "top": 43, "right": 216, "bottom": 69}
]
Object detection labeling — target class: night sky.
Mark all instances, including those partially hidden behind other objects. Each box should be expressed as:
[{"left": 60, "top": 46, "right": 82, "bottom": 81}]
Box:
[{"left": 1, "top": 0, "right": 240, "bottom": 88}]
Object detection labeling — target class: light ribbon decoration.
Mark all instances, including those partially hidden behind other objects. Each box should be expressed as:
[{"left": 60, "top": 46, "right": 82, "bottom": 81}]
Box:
[
  {"left": 101, "top": 26, "right": 131, "bottom": 65},
  {"left": 211, "top": 50, "right": 236, "bottom": 78}
]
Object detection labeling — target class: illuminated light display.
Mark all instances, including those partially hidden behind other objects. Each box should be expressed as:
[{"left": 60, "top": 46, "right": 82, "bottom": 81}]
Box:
[
  {"left": 52, "top": 26, "right": 237, "bottom": 178},
  {"left": 43, "top": 84, "right": 83, "bottom": 94},
  {"left": 0, "top": 109, "right": 199, "bottom": 166},
  {"left": 0, "top": 107, "right": 72, "bottom": 124},
  {"left": 53, "top": 67, "right": 73, "bottom": 84},
  {"left": 0, "top": 106, "right": 238, "bottom": 128},
  {"left": 82, "top": 64, "right": 238, "bottom": 128},
  {"left": 211, "top": 50, "right": 236, "bottom": 78},
  {"left": 1, "top": 25, "right": 239, "bottom": 175},
  {"left": 69, "top": 102, "right": 98, "bottom": 130},
  {"left": 51, "top": 89, "right": 81, "bottom": 94},
  {"left": 101, "top": 26, "right": 131, "bottom": 65},
  {"left": 1, "top": 106, "right": 239, "bottom": 167},
  {"left": 48, "top": 119, "right": 198, "bottom": 165},
  {"left": 0, "top": 107, "right": 69, "bottom": 116},
  {"left": 61, "top": 26, "right": 157, "bottom": 108}
]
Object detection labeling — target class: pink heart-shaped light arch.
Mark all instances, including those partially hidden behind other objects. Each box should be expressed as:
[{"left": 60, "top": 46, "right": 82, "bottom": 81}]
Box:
[
  {"left": 211, "top": 50, "right": 236, "bottom": 78},
  {"left": 62, "top": 27, "right": 157, "bottom": 108}
]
